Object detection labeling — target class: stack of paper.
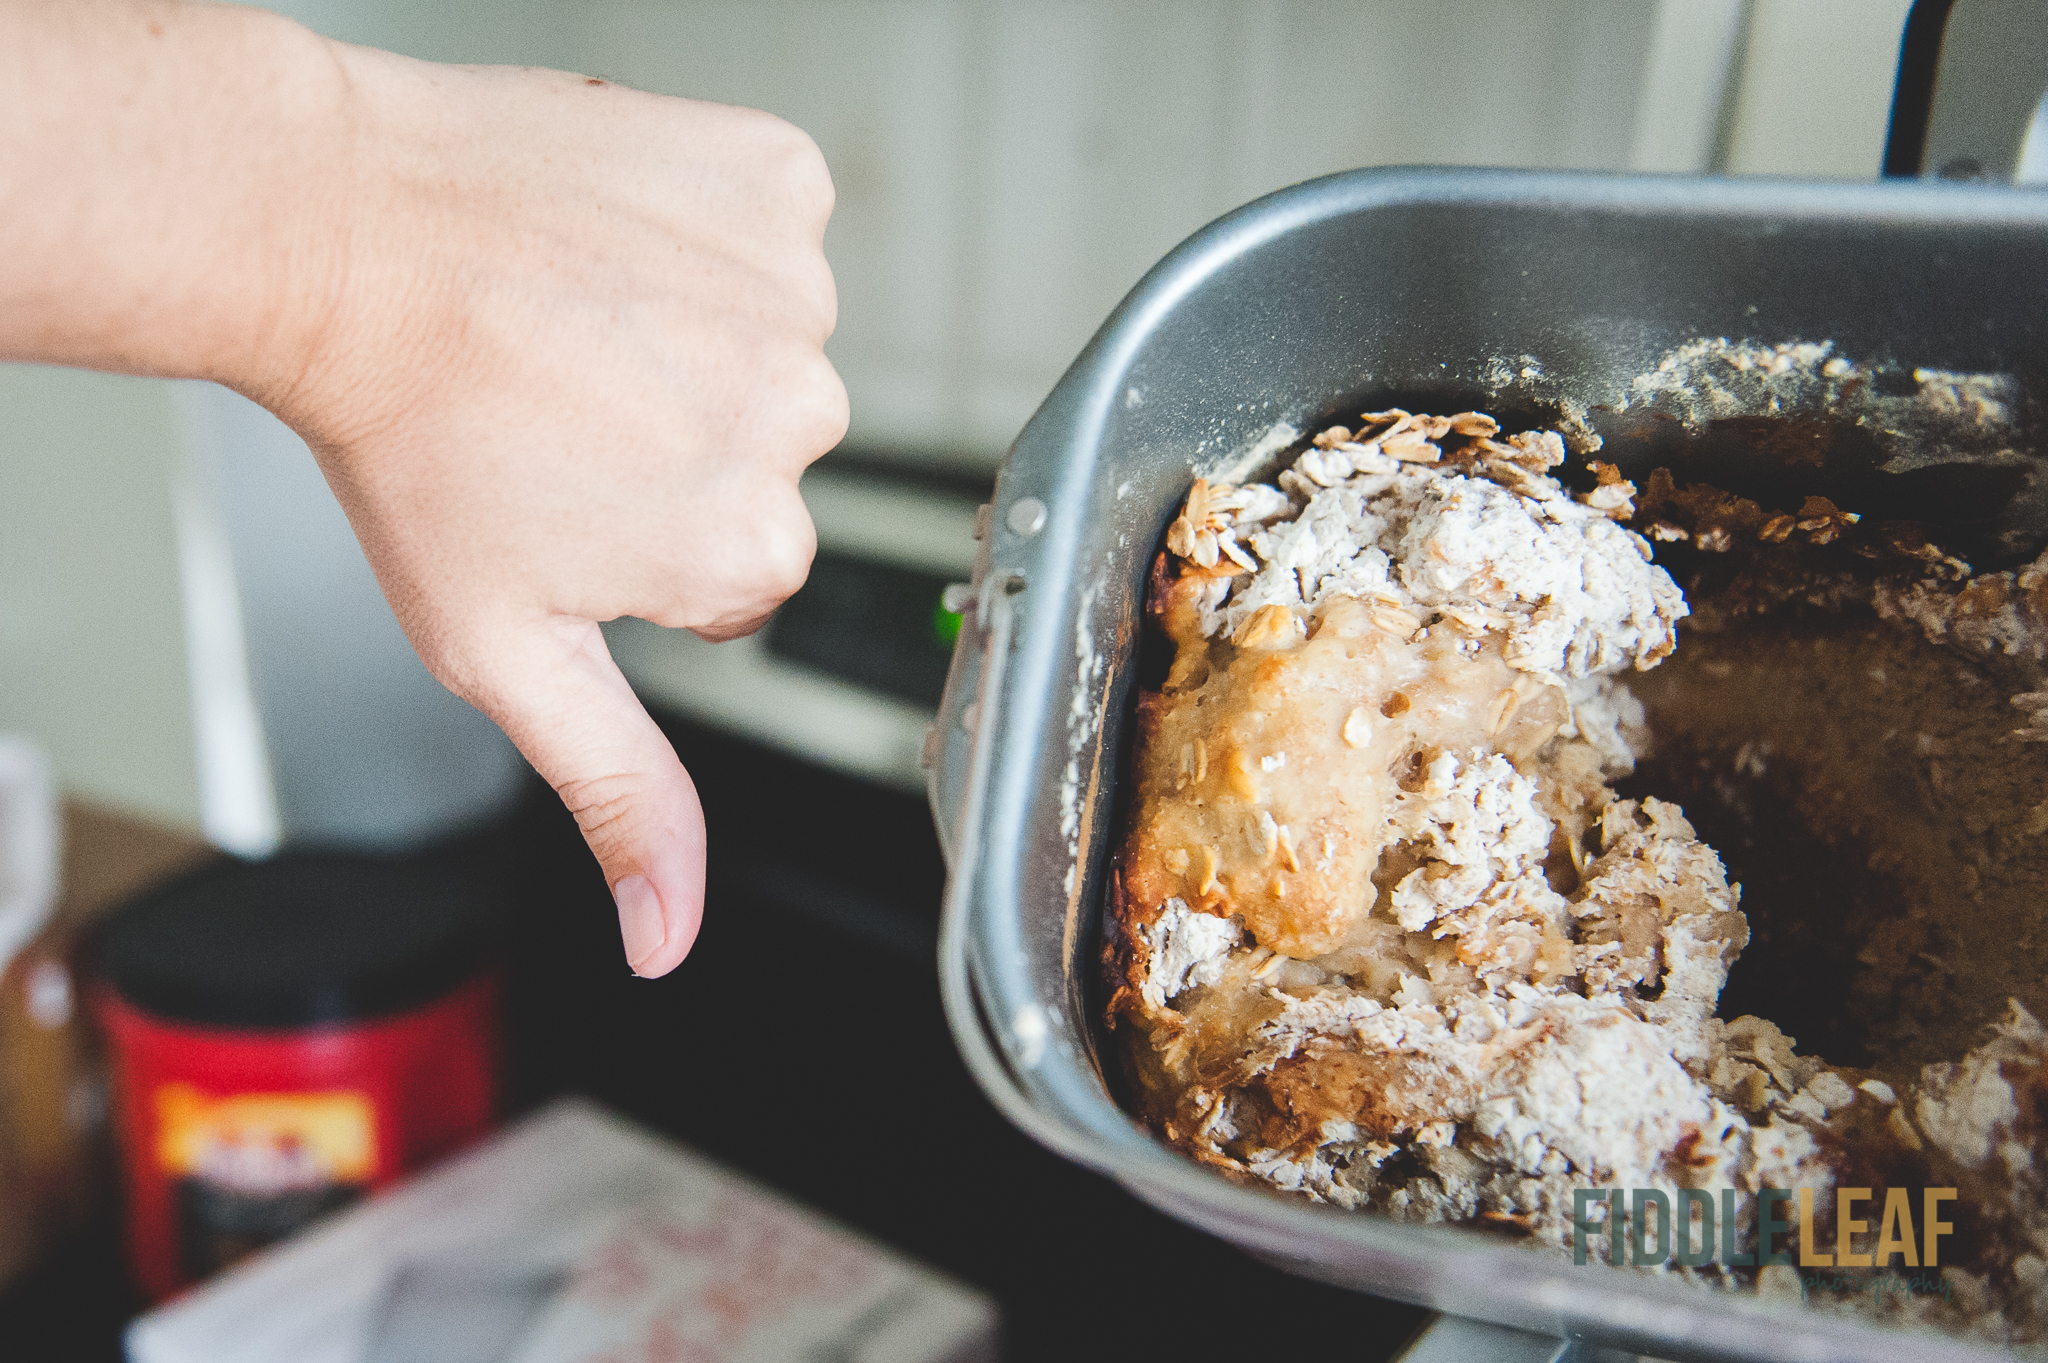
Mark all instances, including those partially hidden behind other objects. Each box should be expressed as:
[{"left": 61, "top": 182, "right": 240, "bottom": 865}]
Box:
[{"left": 128, "top": 1099, "right": 998, "bottom": 1363}]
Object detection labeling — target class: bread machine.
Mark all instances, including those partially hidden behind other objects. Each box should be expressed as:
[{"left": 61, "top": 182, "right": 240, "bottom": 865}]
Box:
[{"left": 927, "top": 166, "right": 2048, "bottom": 1363}]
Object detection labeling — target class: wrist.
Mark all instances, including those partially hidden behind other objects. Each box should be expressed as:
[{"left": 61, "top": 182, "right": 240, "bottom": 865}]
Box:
[
  {"left": 237, "top": 33, "right": 451, "bottom": 449},
  {"left": 0, "top": 2, "right": 355, "bottom": 394},
  {"left": 170, "top": 5, "right": 361, "bottom": 405}
]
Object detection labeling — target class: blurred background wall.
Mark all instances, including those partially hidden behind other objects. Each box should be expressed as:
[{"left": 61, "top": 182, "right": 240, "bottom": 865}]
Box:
[{"left": 0, "top": 0, "right": 1924, "bottom": 852}]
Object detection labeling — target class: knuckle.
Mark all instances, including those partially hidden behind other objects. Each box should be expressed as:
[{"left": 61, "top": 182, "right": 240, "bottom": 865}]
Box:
[
  {"left": 799, "top": 353, "right": 850, "bottom": 449},
  {"left": 758, "top": 505, "right": 816, "bottom": 601},
  {"left": 750, "top": 112, "right": 834, "bottom": 221},
  {"left": 555, "top": 770, "right": 649, "bottom": 861},
  {"left": 647, "top": 486, "right": 813, "bottom": 634},
  {"left": 766, "top": 117, "right": 829, "bottom": 181},
  {"left": 745, "top": 487, "right": 816, "bottom": 602},
  {"left": 746, "top": 343, "right": 845, "bottom": 456},
  {"left": 803, "top": 254, "right": 839, "bottom": 338},
  {"left": 794, "top": 141, "right": 835, "bottom": 219}
]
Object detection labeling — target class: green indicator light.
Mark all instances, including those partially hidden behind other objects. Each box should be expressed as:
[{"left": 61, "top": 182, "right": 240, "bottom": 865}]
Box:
[{"left": 933, "top": 598, "right": 963, "bottom": 649}]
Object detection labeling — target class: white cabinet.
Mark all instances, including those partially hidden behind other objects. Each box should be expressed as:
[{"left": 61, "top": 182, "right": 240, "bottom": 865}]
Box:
[{"left": 550, "top": 0, "right": 1668, "bottom": 460}]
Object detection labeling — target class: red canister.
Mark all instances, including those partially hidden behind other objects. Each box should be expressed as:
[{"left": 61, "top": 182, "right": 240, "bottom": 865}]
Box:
[{"left": 92, "top": 855, "right": 500, "bottom": 1300}]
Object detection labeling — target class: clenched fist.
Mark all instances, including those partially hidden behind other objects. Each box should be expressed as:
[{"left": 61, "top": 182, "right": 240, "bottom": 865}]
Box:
[{"left": 0, "top": 0, "right": 848, "bottom": 975}]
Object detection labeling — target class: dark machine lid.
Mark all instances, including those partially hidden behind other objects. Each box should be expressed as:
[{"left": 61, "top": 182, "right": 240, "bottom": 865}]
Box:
[{"left": 93, "top": 853, "right": 496, "bottom": 1029}]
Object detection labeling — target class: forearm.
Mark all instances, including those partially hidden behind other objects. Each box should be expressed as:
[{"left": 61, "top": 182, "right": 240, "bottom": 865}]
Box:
[{"left": 0, "top": 0, "right": 348, "bottom": 393}]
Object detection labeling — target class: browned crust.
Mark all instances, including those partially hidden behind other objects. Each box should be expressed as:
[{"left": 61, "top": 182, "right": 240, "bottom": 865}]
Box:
[
  {"left": 1100, "top": 865, "right": 1144, "bottom": 1029},
  {"left": 1237, "top": 1046, "right": 1483, "bottom": 1153}
]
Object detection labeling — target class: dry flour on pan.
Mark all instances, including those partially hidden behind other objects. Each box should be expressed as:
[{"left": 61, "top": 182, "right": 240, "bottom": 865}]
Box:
[{"left": 1108, "top": 406, "right": 2048, "bottom": 1351}]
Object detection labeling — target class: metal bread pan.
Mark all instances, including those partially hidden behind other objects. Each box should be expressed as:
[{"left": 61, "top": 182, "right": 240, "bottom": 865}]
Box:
[{"left": 928, "top": 166, "right": 2048, "bottom": 1363}]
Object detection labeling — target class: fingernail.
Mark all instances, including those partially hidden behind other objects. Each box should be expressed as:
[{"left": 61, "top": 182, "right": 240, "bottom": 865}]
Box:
[{"left": 614, "top": 874, "right": 667, "bottom": 976}]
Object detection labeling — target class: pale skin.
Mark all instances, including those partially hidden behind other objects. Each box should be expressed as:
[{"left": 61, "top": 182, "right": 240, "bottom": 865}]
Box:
[{"left": 1, "top": 0, "right": 848, "bottom": 976}]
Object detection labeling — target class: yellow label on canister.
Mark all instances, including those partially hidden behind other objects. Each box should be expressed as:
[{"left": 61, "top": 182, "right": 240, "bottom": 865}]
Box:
[{"left": 155, "top": 1083, "right": 376, "bottom": 1188}]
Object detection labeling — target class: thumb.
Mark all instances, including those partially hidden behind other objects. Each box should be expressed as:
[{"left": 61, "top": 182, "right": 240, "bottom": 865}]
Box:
[{"left": 460, "top": 615, "right": 705, "bottom": 977}]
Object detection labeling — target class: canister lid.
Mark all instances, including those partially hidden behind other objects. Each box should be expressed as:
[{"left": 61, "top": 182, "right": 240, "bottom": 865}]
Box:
[{"left": 93, "top": 853, "right": 494, "bottom": 1028}]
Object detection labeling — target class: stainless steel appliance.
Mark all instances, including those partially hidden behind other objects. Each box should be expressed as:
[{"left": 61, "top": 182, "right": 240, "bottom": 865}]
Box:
[{"left": 930, "top": 165, "right": 2048, "bottom": 1363}]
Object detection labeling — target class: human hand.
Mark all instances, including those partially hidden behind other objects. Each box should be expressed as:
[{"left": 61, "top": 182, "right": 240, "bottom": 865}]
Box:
[
  {"left": 253, "top": 47, "right": 846, "bottom": 976},
  {"left": 0, "top": 3, "right": 844, "bottom": 975}
]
